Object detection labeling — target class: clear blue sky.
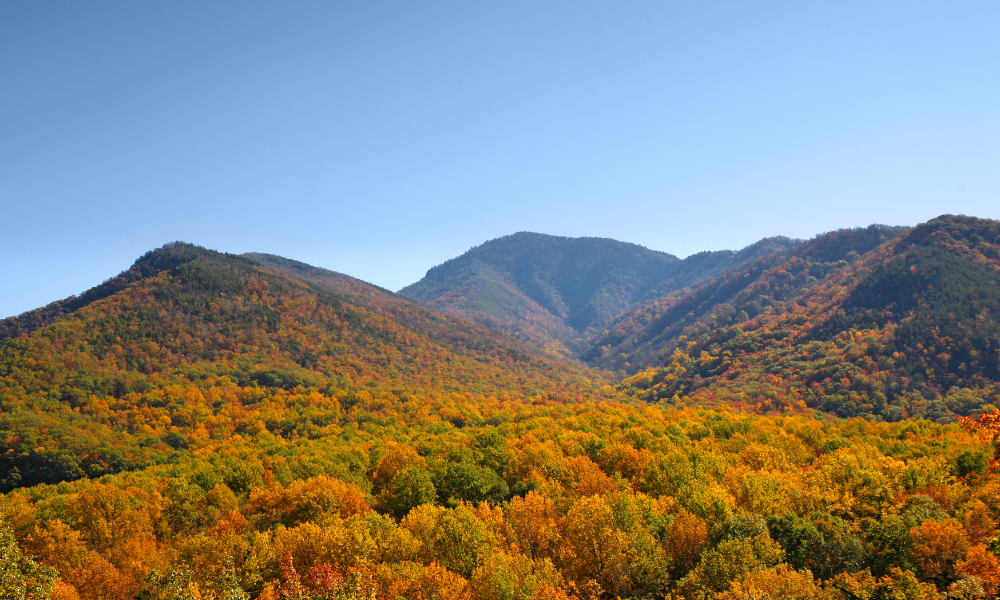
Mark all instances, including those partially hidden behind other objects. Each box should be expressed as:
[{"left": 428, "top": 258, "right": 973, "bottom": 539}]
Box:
[{"left": 2, "top": 1, "right": 999, "bottom": 319}]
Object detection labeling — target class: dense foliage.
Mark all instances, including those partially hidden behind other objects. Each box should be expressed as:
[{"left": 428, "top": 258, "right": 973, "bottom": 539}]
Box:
[{"left": 2, "top": 390, "right": 998, "bottom": 599}]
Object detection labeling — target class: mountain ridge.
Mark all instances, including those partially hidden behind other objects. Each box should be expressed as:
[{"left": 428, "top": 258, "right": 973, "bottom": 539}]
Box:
[
  {"left": 394, "top": 218, "right": 1000, "bottom": 421},
  {"left": 0, "top": 242, "right": 215, "bottom": 342}
]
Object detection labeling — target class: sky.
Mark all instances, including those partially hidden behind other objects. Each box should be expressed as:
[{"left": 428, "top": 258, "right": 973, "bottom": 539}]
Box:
[{"left": 2, "top": 1, "right": 999, "bottom": 319}]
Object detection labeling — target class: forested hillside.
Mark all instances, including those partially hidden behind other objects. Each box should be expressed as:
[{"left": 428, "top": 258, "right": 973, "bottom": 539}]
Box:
[
  {"left": 242, "top": 253, "right": 557, "bottom": 361},
  {"left": 0, "top": 243, "right": 608, "bottom": 493},
  {"left": 1, "top": 225, "right": 999, "bottom": 600},
  {"left": 400, "top": 232, "right": 800, "bottom": 356},
  {"left": 619, "top": 216, "right": 1000, "bottom": 422},
  {"left": 589, "top": 224, "right": 903, "bottom": 371}
]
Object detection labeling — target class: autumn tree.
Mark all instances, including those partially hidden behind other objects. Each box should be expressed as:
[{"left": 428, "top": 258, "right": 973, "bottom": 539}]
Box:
[
  {"left": 663, "top": 509, "right": 709, "bottom": 580},
  {"left": 506, "top": 491, "right": 561, "bottom": 562},
  {"left": 715, "top": 564, "right": 828, "bottom": 600},
  {"left": 960, "top": 410, "right": 1000, "bottom": 472},
  {"left": 679, "top": 533, "right": 785, "bottom": 597},
  {"left": 910, "top": 518, "right": 971, "bottom": 588}
]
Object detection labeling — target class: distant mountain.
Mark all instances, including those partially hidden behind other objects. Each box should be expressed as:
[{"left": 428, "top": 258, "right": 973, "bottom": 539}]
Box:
[
  {"left": 399, "top": 232, "right": 801, "bottom": 356},
  {"left": 0, "top": 243, "right": 606, "bottom": 492},
  {"left": 618, "top": 215, "right": 1000, "bottom": 422}
]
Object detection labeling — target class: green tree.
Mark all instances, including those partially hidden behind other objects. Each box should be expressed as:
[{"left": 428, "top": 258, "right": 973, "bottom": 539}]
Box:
[
  {"left": 433, "top": 463, "right": 509, "bottom": 507},
  {"left": 380, "top": 467, "right": 438, "bottom": 520},
  {"left": 0, "top": 520, "right": 55, "bottom": 600},
  {"left": 681, "top": 533, "right": 785, "bottom": 596}
]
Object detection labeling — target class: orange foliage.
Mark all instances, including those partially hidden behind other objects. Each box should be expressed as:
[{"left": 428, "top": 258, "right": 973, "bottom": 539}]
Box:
[
  {"left": 963, "top": 500, "right": 998, "bottom": 545},
  {"left": 380, "top": 561, "right": 471, "bottom": 600},
  {"left": 956, "top": 544, "right": 1000, "bottom": 599},
  {"left": 563, "top": 456, "right": 617, "bottom": 498},
  {"left": 664, "top": 509, "right": 709, "bottom": 579},
  {"left": 910, "top": 518, "right": 971, "bottom": 585},
  {"left": 247, "top": 475, "right": 370, "bottom": 527},
  {"left": 50, "top": 580, "right": 81, "bottom": 600}
]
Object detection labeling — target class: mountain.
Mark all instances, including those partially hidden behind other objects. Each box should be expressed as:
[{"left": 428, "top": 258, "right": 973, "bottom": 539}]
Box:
[
  {"left": 0, "top": 242, "right": 610, "bottom": 492},
  {"left": 618, "top": 215, "right": 1000, "bottom": 422},
  {"left": 399, "top": 232, "right": 801, "bottom": 356},
  {"left": 2, "top": 232, "right": 999, "bottom": 600}
]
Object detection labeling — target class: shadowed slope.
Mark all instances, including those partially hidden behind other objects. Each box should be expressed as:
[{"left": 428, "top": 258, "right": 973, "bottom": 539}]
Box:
[{"left": 590, "top": 225, "right": 899, "bottom": 371}]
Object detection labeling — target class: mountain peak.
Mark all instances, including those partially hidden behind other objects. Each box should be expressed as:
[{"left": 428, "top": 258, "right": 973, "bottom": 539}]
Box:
[
  {"left": 0, "top": 241, "right": 229, "bottom": 342},
  {"left": 400, "top": 231, "right": 791, "bottom": 355}
]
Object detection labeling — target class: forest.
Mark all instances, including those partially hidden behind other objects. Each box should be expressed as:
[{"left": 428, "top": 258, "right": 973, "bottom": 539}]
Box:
[{"left": 2, "top": 217, "right": 1000, "bottom": 599}]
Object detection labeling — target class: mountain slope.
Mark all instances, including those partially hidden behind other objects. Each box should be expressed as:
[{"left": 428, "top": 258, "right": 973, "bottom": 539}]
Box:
[
  {"left": 243, "top": 252, "right": 539, "bottom": 360},
  {"left": 589, "top": 224, "right": 901, "bottom": 371},
  {"left": 0, "top": 243, "right": 611, "bottom": 492},
  {"left": 399, "top": 232, "right": 800, "bottom": 356},
  {"left": 619, "top": 215, "right": 1000, "bottom": 422}
]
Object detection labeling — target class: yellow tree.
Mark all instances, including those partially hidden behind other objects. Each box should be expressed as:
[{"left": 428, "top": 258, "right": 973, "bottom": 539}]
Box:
[
  {"left": 715, "top": 564, "right": 829, "bottom": 600},
  {"left": 506, "top": 492, "right": 561, "bottom": 562}
]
